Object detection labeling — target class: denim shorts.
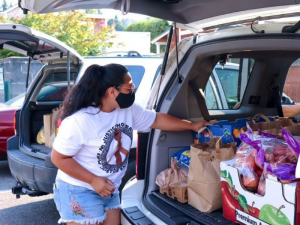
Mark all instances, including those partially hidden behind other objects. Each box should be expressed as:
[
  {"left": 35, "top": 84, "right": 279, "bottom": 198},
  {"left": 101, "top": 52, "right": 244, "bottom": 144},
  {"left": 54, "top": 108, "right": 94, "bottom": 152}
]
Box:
[{"left": 53, "top": 178, "right": 120, "bottom": 224}]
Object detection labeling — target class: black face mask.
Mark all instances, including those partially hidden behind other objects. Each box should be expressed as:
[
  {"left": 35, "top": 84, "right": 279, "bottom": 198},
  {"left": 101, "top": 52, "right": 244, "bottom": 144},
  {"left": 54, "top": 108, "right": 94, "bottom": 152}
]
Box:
[{"left": 115, "top": 92, "right": 135, "bottom": 109}]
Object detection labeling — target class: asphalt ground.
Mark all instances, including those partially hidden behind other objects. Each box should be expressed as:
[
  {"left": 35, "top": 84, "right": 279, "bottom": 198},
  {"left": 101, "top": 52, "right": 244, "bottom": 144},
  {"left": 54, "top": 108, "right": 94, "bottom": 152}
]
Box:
[{"left": 0, "top": 161, "right": 60, "bottom": 225}]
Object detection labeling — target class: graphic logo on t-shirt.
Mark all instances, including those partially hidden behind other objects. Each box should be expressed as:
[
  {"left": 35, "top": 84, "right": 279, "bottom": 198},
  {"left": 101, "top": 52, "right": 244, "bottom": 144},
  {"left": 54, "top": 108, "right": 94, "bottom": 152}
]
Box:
[{"left": 97, "top": 123, "right": 133, "bottom": 173}]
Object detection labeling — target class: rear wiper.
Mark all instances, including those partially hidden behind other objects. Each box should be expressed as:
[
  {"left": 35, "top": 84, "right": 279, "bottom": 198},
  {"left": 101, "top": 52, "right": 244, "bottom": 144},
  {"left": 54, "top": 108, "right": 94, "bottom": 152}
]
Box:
[{"left": 282, "top": 20, "right": 300, "bottom": 33}]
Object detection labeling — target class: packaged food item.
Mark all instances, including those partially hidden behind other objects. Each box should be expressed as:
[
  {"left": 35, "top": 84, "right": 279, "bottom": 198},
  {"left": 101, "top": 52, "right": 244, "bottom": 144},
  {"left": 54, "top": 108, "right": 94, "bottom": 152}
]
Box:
[
  {"left": 171, "top": 147, "right": 191, "bottom": 168},
  {"left": 221, "top": 160, "right": 296, "bottom": 224},
  {"left": 257, "top": 163, "right": 269, "bottom": 196},
  {"left": 221, "top": 124, "right": 299, "bottom": 224},
  {"left": 36, "top": 126, "right": 45, "bottom": 144},
  {"left": 267, "top": 163, "right": 296, "bottom": 184},
  {"left": 156, "top": 158, "right": 188, "bottom": 203}
]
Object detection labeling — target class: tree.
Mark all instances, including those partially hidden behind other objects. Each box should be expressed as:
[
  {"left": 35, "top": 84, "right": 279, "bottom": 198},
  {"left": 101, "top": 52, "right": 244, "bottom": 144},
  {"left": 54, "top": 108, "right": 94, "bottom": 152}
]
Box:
[
  {"left": 125, "top": 18, "right": 170, "bottom": 53},
  {"left": 107, "top": 16, "right": 124, "bottom": 31},
  {"left": 9, "top": 2, "right": 12, "bottom": 8},
  {"left": 121, "top": 18, "right": 135, "bottom": 28},
  {"left": 0, "top": 11, "right": 115, "bottom": 58},
  {"left": 86, "top": 9, "right": 102, "bottom": 14},
  {"left": 1, "top": 0, "right": 8, "bottom": 11}
]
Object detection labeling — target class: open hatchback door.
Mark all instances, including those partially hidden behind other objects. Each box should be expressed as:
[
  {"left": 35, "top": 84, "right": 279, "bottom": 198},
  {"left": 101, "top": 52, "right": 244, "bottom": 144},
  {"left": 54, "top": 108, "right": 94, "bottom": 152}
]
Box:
[
  {"left": 19, "top": 0, "right": 300, "bottom": 31},
  {"left": 0, "top": 24, "right": 82, "bottom": 64}
]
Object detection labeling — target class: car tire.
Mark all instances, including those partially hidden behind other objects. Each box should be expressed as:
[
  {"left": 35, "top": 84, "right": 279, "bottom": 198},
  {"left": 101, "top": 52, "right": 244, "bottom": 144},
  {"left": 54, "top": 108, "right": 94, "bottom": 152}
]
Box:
[{"left": 119, "top": 160, "right": 136, "bottom": 199}]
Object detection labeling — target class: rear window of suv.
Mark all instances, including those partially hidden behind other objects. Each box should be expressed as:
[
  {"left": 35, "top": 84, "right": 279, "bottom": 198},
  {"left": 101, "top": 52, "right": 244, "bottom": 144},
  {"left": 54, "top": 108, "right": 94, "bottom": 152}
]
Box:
[
  {"left": 37, "top": 72, "right": 78, "bottom": 102},
  {"left": 126, "top": 65, "right": 145, "bottom": 91},
  {"left": 205, "top": 58, "right": 255, "bottom": 110}
]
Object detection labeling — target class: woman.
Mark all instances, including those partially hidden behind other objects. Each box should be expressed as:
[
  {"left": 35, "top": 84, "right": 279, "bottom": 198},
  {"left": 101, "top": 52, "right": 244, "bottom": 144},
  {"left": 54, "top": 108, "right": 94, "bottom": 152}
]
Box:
[{"left": 51, "top": 64, "right": 208, "bottom": 225}]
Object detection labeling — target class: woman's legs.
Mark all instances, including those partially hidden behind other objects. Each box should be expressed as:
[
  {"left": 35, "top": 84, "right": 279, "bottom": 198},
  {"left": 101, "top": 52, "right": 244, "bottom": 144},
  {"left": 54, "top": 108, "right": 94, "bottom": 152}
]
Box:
[
  {"left": 104, "top": 208, "right": 121, "bottom": 225},
  {"left": 66, "top": 209, "right": 120, "bottom": 225}
]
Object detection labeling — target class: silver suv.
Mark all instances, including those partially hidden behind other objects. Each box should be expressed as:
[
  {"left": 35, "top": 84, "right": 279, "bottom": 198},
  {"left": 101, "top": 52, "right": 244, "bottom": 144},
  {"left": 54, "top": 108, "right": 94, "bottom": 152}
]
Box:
[
  {"left": 4, "top": 25, "right": 162, "bottom": 197},
  {"left": 19, "top": 1, "right": 300, "bottom": 224}
]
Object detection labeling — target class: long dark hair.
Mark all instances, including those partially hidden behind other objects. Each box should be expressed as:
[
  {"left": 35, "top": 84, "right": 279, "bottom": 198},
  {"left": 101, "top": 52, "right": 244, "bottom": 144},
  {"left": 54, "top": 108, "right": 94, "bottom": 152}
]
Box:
[{"left": 59, "top": 63, "right": 128, "bottom": 120}]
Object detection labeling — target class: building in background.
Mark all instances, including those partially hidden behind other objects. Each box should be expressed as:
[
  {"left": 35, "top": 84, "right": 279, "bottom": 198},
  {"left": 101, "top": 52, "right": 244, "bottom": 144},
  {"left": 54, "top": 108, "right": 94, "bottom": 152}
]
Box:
[
  {"left": 1, "top": 4, "right": 24, "bottom": 19},
  {"left": 108, "top": 31, "right": 151, "bottom": 55}
]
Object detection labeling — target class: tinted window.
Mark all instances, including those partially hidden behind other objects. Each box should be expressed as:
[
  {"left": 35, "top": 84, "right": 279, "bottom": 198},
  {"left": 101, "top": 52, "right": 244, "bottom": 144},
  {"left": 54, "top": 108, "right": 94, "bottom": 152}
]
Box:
[
  {"left": 37, "top": 72, "right": 77, "bottom": 102},
  {"left": 5, "top": 93, "right": 25, "bottom": 107},
  {"left": 205, "top": 80, "right": 219, "bottom": 109},
  {"left": 44, "top": 72, "right": 78, "bottom": 84},
  {"left": 204, "top": 58, "right": 255, "bottom": 110},
  {"left": 215, "top": 68, "right": 240, "bottom": 109},
  {"left": 37, "top": 85, "right": 61, "bottom": 101},
  {"left": 126, "top": 66, "right": 145, "bottom": 91},
  {"left": 151, "top": 64, "right": 162, "bottom": 88}
]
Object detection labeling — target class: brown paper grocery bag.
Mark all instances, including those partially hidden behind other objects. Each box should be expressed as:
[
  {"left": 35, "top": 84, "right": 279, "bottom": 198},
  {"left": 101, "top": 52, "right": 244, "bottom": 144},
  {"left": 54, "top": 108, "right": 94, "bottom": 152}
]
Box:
[
  {"left": 45, "top": 108, "right": 60, "bottom": 149},
  {"left": 242, "top": 113, "right": 297, "bottom": 135},
  {"left": 188, "top": 128, "right": 236, "bottom": 212},
  {"left": 43, "top": 114, "right": 52, "bottom": 148}
]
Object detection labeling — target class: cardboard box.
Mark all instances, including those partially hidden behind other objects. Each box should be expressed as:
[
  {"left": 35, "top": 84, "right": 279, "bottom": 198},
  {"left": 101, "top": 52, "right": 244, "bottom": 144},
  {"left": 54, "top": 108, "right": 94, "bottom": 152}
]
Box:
[
  {"left": 160, "top": 184, "right": 188, "bottom": 203},
  {"left": 221, "top": 159, "right": 296, "bottom": 225},
  {"left": 194, "top": 118, "right": 251, "bottom": 146},
  {"left": 43, "top": 114, "right": 52, "bottom": 148}
]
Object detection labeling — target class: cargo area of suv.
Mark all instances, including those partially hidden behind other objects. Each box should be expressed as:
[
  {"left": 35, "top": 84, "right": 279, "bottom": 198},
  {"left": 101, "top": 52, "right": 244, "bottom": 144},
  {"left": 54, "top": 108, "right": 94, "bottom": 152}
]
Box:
[
  {"left": 8, "top": 64, "right": 79, "bottom": 194},
  {"left": 132, "top": 33, "right": 300, "bottom": 224}
]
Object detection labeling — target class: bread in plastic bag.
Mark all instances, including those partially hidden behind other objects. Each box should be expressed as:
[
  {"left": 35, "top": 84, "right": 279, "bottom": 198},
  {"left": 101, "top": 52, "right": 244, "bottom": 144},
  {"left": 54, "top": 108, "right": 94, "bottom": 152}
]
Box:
[{"left": 155, "top": 158, "right": 188, "bottom": 189}]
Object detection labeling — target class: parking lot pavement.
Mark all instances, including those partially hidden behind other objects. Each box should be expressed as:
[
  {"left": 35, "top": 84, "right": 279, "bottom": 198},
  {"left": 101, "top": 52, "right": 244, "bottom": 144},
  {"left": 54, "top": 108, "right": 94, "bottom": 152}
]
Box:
[
  {"left": 0, "top": 161, "right": 16, "bottom": 192},
  {"left": 0, "top": 161, "right": 60, "bottom": 225}
]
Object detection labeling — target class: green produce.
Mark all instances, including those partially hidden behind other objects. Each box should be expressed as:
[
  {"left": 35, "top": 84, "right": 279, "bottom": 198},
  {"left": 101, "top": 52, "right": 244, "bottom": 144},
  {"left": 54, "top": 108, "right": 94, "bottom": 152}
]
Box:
[{"left": 259, "top": 204, "right": 290, "bottom": 225}]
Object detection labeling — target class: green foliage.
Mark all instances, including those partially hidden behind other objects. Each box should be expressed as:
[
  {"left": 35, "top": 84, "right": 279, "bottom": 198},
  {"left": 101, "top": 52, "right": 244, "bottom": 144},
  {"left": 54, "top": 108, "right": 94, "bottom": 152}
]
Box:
[
  {"left": 107, "top": 16, "right": 124, "bottom": 31},
  {"left": 0, "top": 49, "right": 24, "bottom": 59},
  {"left": 125, "top": 18, "right": 170, "bottom": 53},
  {"left": 0, "top": 11, "right": 115, "bottom": 58},
  {"left": 86, "top": 9, "right": 102, "bottom": 14}
]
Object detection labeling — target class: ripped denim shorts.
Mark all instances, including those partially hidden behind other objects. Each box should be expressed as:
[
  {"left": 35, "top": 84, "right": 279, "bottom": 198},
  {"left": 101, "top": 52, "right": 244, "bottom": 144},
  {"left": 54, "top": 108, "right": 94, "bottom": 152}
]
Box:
[{"left": 53, "top": 178, "right": 120, "bottom": 224}]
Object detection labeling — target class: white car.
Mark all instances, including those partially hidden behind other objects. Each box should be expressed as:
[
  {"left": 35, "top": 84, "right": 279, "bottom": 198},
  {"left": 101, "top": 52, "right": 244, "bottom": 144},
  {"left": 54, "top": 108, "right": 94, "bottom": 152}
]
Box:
[
  {"left": 5, "top": 24, "right": 162, "bottom": 197},
  {"left": 18, "top": 1, "right": 300, "bottom": 224}
]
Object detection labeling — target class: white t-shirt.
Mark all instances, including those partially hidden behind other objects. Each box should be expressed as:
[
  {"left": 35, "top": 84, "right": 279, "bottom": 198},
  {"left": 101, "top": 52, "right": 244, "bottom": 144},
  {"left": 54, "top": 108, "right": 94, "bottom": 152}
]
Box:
[{"left": 53, "top": 103, "right": 156, "bottom": 192}]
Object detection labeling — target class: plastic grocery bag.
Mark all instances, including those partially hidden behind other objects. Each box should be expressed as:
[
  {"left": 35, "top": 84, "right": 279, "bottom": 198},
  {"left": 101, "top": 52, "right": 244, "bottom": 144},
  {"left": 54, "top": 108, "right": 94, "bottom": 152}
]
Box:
[
  {"left": 36, "top": 126, "right": 45, "bottom": 144},
  {"left": 171, "top": 147, "right": 191, "bottom": 168},
  {"left": 188, "top": 128, "right": 236, "bottom": 212},
  {"left": 155, "top": 158, "right": 188, "bottom": 189}
]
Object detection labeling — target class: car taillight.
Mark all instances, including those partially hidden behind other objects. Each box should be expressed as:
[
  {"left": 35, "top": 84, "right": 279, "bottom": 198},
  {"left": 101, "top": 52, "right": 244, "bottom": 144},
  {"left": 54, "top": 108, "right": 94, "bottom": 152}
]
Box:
[{"left": 14, "top": 110, "right": 17, "bottom": 135}]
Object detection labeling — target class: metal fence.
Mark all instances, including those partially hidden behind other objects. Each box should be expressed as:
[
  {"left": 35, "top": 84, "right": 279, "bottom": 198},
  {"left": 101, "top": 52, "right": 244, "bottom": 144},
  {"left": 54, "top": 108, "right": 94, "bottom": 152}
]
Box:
[{"left": 0, "top": 57, "right": 43, "bottom": 103}]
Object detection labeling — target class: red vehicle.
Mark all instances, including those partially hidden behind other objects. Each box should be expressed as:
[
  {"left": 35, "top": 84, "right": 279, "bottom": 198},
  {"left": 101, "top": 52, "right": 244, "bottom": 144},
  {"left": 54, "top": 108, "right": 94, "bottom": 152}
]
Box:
[
  {"left": 0, "top": 84, "right": 69, "bottom": 160},
  {"left": 0, "top": 94, "right": 24, "bottom": 160}
]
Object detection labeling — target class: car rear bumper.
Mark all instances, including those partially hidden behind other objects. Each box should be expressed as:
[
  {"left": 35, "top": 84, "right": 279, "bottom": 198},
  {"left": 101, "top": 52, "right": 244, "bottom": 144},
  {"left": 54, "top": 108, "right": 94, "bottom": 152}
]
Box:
[
  {"left": 7, "top": 148, "right": 57, "bottom": 194},
  {"left": 121, "top": 179, "right": 165, "bottom": 225}
]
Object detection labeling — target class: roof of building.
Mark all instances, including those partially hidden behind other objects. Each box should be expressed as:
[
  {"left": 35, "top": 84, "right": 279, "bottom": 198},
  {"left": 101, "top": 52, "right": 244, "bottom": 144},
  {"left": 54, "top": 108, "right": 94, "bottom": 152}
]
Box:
[
  {"left": 1, "top": 4, "right": 19, "bottom": 15},
  {"left": 151, "top": 29, "right": 170, "bottom": 44}
]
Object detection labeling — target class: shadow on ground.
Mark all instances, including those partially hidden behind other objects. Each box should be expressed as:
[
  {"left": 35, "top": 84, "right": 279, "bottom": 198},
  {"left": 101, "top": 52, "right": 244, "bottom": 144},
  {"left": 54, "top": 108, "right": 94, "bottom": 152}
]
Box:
[{"left": 0, "top": 196, "right": 60, "bottom": 225}]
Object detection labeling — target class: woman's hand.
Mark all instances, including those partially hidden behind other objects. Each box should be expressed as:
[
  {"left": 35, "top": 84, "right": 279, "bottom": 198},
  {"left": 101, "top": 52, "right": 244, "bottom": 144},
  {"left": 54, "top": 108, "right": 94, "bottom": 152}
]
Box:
[
  {"left": 151, "top": 113, "right": 211, "bottom": 132},
  {"left": 90, "top": 176, "right": 115, "bottom": 197},
  {"left": 191, "top": 120, "right": 211, "bottom": 132}
]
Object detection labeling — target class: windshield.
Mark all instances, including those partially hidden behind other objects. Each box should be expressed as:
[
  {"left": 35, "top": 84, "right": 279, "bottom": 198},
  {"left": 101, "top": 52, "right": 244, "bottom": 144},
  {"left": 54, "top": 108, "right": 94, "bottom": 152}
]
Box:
[{"left": 5, "top": 93, "right": 25, "bottom": 107}]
